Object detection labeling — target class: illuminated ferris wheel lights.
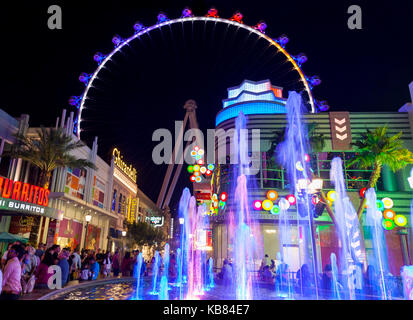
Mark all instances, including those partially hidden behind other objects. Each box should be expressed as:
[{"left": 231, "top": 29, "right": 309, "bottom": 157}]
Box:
[
  {"left": 74, "top": 11, "right": 319, "bottom": 136},
  {"left": 310, "top": 75, "right": 322, "bottom": 87},
  {"left": 181, "top": 7, "right": 193, "bottom": 18}
]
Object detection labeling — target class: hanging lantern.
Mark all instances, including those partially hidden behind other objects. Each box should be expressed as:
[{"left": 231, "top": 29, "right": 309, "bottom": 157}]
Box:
[
  {"left": 382, "top": 219, "right": 395, "bottom": 230},
  {"left": 195, "top": 176, "right": 202, "bottom": 183},
  {"left": 360, "top": 187, "right": 366, "bottom": 198},
  {"left": 394, "top": 215, "right": 407, "bottom": 227},
  {"left": 376, "top": 200, "right": 384, "bottom": 211},
  {"left": 327, "top": 191, "right": 336, "bottom": 202},
  {"left": 381, "top": 197, "right": 394, "bottom": 209},
  {"left": 200, "top": 166, "right": 207, "bottom": 174},
  {"left": 286, "top": 194, "right": 296, "bottom": 205},
  {"left": 279, "top": 198, "right": 290, "bottom": 210},
  {"left": 295, "top": 161, "right": 304, "bottom": 171},
  {"left": 253, "top": 200, "right": 262, "bottom": 210},
  {"left": 304, "top": 153, "right": 310, "bottom": 162},
  {"left": 312, "top": 194, "right": 320, "bottom": 205},
  {"left": 220, "top": 192, "right": 228, "bottom": 202},
  {"left": 207, "top": 164, "right": 215, "bottom": 171},
  {"left": 193, "top": 165, "right": 200, "bottom": 172},
  {"left": 262, "top": 199, "right": 274, "bottom": 211},
  {"left": 271, "top": 205, "right": 280, "bottom": 215},
  {"left": 267, "top": 190, "right": 278, "bottom": 201},
  {"left": 383, "top": 209, "right": 395, "bottom": 220}
]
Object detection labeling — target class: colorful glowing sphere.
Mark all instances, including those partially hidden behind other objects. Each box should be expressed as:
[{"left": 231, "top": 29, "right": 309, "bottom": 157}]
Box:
[
  {"left": 304, "top": 153, "right": 310, "bottom": 163},
  {"left": 190, "top": 175, "right": 196, "bottom": 182},
  {"left": 327, "top": 191, "right": 336, "bottom": 202},
  {"left": 187, "top": 165, "right": 194, "bottom": 173},
  {"left": 205, "top": 170, "right": 212, "bottom": 176},
  {"left": 191, "top": 150, "right": 197, "bottom": 157},
  {"left": 195, "top": 176, "right": 202, "bottom": 183},
  {"left": 286, "top": 194, "right": 296, "bottom": 205},
  {"left": 382, "top": 197, "right": 394, "bottom": 209},
  {"left": 394, "top": 215, "right": 407, "bottom": 227},
  {"left": 197, "top": 159, "right": 204, "bottom": 165},
  {"left": 200, "top": 166, "right": 207, "bottom": 174},
  {"left": 207, "top": 164, "right": 215, "bottom": 171},
  {"left": 220, "top": 192, "right": 228, "bottom": 202},
  {"left": 213, "top": 200, "right": 219, "bottom": 208},
  {"left": 198, "top": 149, "right": 205, "bottom": 156},
  {"left": 212, "top": 193, "right": 218, "bottom": 201},
  {"left": 382, "top": 219, "right": 395, "bottom": 230},
  {"left": 376, "top": 200, "right": 384, "bottom": 211},
  {"left": 360, "top": 187, "right": 366, "bottom": 198},
  {"left": 262, "top": 200, "right": 274, "bottom": 211},
  {"left": 193, "top": 165, "right": 200, "bottom": 172},
  {"left": 270, "top": 205, "right": 280, "bottom": 215},
  {"left": 295, "top": 161, "right": 304, "bottom": 171},
  {"left": 194, "top": 171, "right": 200, "bottom": 177},
  {"left": 253, "top": 200, "right": 262, "bottom": 210},
  {"left": 267, "top": 190, "right": 278, "bottom": 201},
  {"left": 312, "top": 195, "right": 320, "bottom": 205},
  {"left": 194, "top": 146, "right": 200, "bottom": 152},
  {"left": 279, "top": 198, "right": 290, "bottom": 210},
  {"left": 383, "top": 209, "right": 395, "bottom": 220}
]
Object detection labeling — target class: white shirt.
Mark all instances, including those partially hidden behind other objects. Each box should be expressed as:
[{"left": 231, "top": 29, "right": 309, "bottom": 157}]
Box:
[{"left": 72, "top": 252, "right": 82, "bottom": 270}]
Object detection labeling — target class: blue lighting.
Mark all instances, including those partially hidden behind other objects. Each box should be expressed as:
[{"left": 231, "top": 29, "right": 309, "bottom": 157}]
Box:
[{"left": 216, "top": 101, "right": 286, "bottom": 126}]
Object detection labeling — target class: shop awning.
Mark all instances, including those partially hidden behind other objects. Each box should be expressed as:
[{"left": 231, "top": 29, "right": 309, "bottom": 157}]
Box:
[{"left": 0, "top": 232, "right": 28, "bottom": 243}]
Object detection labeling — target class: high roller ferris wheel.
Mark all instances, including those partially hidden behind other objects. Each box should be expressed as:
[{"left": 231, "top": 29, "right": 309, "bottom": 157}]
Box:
[{"left": 68, "top": 6, "right": 329, "bottom": 138}]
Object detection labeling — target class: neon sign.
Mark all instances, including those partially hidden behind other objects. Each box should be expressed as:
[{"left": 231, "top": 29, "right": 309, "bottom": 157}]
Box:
[
  {"left": 112, "top": 148, "right": 137, "bottom": 183},
  {"left": 0, "top": 178, "right": 50, "bottom": 207}
]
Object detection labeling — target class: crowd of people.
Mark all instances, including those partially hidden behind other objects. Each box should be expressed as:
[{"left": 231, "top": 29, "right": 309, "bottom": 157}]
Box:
[
  {"left": 217, "top": 253, "right": 402, "bottom": 299},
  {"left": 0, "top": 241, "right": 176, "bottom": 300}
]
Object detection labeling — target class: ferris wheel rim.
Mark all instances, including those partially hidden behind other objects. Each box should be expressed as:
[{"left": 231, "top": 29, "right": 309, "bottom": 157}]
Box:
[{"left": 76, "top": 16, "right": 316, "bottom": 137}]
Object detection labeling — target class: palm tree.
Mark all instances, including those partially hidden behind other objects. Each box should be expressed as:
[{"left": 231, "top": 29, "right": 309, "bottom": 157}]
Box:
[
  {"left": 6, "top": 126, "right": 97, "bottom": 189},
  {"left": 347, "top": 126, "right": 413, "bottom": 219}
]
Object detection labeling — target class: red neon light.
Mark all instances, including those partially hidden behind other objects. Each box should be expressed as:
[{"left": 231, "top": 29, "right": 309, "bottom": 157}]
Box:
[{"left": 0, "top": 177, "right": 50, "bottom": 207}]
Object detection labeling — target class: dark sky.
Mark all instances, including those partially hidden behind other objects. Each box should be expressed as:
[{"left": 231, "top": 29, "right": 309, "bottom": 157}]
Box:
[{"left": 1, "top": 1, "right": 412, "bottom": 210}]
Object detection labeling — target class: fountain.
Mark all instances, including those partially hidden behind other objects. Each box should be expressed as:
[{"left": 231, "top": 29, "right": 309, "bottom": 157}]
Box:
[
  {"left": 330, "top": 157, "right": 363, "bottom": 299},
  {"left": 276, "top": 91, "right": 319, "bottom": 299},
  {"left": 149, "top": 251, "right": 160, "bottom": 295},
  {"left": 365, "top": 187, "right": 389, "bottom": 300},
  {"left": 206, "top": 257, "right": 215, "bottom": 290},
  {"left": 159, "top": 243, "right": 170, "bottom": 300},
  {"left": 134, "top": 252, "right": 144, "bottom": 300}
]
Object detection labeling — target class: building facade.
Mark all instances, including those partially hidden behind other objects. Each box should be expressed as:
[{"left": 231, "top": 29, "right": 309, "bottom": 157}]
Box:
[{"left": 210, "top": 79, "right": 413, "bottom": 276}]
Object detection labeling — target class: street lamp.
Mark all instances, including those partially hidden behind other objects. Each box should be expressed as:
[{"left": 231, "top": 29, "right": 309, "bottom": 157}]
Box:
[
  {"left": 179, "top": 218, "right": 184, "bottom": 225},
  {"left": 83, "top": 213, "right": 92, "bottom": 250},
  {"left": 122, "top": 230, "right": 127, "bottom": 237}
]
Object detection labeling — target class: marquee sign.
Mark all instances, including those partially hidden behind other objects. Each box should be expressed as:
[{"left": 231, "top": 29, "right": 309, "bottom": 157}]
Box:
[
  {"left": 0, "top": 178, "right": 60, "bottom": 219},
  {"left": 329, "top": 112, "right": 352, "bottom": 150},
  {"left": 0, "top": 178, "right": 50, "bottom": 206},
  {"left": 149, "top": 216, "right": 164, "bottom": 227},
  {"left": 113, "top": 148, "right": 137, "bottom": 183}
]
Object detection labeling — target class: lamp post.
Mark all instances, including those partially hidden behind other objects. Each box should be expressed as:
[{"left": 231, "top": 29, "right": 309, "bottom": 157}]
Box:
[
  {"left": 84, "top": 213, "right": 92, "bottom": 250},
  {"left": 122, "top": 230, "right": 127, "bottom": 252}
]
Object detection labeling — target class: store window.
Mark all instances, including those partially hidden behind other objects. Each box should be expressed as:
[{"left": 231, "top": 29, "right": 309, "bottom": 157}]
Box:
[
  {"left": 118, "top": 194, "right": 123, "bottom": 213},
  {"left": 112, "top": 189, "right": 117, "bottom": 211}
]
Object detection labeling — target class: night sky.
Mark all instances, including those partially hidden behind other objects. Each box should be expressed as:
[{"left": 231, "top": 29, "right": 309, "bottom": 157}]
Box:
[{"left": 1, "top": 1, "right": 412, "bottom": 210}]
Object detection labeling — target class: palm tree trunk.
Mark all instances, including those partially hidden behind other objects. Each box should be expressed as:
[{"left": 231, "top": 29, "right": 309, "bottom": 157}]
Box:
[{"left": 356, "top": 162, "right": 382, "bottom": 220}]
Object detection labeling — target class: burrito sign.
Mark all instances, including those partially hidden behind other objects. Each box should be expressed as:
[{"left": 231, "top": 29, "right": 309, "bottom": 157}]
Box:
[{"left": 0, "top": 178, "right": 57, "bottom": 217}]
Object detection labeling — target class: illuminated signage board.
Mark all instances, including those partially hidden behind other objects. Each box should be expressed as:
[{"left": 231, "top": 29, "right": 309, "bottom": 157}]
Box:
[
  {"left": 113, "top": 148, "right": 137, "bottom": 183},
  {"left": 0, "top": 178, "right": 50, "bottom": 207},
  {"left": 0, "top": 178, "right": 59, "bottom": 219},
  {"left": 149, "top": 216, "right": 164, "bottom": 227}
]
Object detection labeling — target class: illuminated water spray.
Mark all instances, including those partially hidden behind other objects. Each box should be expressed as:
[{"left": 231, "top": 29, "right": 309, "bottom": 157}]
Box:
[
  {"left": 159, "top": 243, "right": 170, "bottom": 300},
  {"left": 365, "top": 188, "right": 389, "bottom": 300},
  {"left": 133, "top": 252, "right": 143, "bottom": 300},
  {"left": 149, "top": 251, "right": 160, "bottom": 295}
]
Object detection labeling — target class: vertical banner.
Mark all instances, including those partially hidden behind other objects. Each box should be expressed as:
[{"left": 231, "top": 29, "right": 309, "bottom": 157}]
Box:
[{"left": 329, "top": 112, "right": 352, "bottom": 150}]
